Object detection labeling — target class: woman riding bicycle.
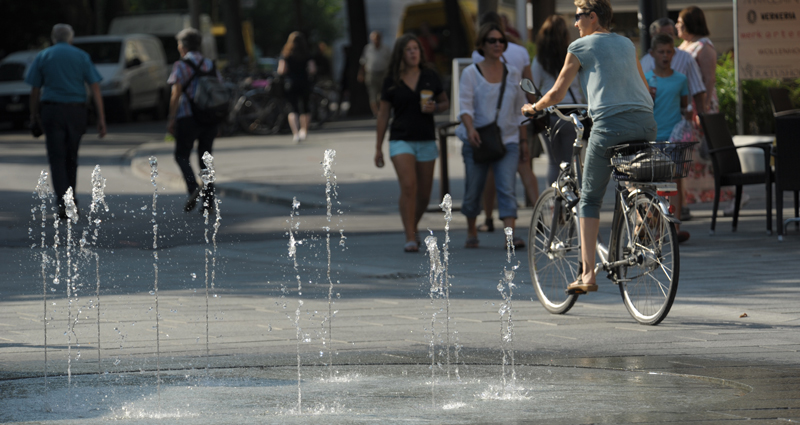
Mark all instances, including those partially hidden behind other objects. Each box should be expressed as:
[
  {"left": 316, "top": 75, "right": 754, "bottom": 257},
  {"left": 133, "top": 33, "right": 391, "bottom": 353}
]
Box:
[{"left": 522, "top": 0, "right": 656, "bottom": 294}]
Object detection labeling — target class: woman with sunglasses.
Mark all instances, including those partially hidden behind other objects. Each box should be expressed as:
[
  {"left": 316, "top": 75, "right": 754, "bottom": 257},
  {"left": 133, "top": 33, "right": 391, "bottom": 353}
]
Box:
[
  {"left": 457, "top": 23, "right": 528, "bottom": 249},
  {"left": 521, "top": 0, "right": 656, "bottom": 294}
]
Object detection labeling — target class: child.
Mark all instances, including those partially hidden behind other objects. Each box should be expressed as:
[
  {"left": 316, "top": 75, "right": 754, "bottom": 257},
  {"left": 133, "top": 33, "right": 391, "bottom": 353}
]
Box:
[{"left": 644, "top": 33, "right": 690, "bottom": 243}]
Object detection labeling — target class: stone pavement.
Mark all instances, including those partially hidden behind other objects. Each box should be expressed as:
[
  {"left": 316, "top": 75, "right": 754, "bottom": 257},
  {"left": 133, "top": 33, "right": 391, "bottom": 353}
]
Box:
[{"left": 0, "top": 119, "right": 799, "bottom": 423}]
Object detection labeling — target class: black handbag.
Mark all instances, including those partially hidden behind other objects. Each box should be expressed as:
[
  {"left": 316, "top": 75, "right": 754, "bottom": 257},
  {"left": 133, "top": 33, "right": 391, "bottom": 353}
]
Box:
[{"left": 473, "top": 64, "right": 508, "bottom": 164}]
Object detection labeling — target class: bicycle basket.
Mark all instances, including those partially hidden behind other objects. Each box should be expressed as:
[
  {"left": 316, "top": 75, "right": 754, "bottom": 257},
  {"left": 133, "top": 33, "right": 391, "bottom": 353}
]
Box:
[{"left": 609, "top": 141, "right": 697, "bottom": 182}]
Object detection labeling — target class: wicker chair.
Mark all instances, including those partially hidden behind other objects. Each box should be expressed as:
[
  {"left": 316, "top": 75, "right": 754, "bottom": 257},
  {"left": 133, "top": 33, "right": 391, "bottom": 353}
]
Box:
[{"left": 698, "top": 113, "right": 773, "bottom": 235}]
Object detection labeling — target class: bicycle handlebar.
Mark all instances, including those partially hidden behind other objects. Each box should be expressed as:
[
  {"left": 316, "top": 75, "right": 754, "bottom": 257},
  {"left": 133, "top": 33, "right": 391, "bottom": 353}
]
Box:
[{"left": 544, "top": 104, "right": 589, "bottom": 122}]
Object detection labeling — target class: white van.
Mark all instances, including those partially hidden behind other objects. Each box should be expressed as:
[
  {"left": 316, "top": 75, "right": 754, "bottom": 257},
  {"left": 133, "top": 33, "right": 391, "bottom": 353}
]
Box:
[
  {"left": 108, "top": 13, "right": 218, "bottom": 65},
  {"left": 73, "top": 34, "right": 170, "bottom": 121},
  {"left": 0, "top": 50, "right": 39, "bottom": 128}
]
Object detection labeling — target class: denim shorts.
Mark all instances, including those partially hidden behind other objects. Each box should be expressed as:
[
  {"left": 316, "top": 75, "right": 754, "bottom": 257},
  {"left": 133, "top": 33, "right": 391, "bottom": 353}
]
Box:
[
  {"left": 389, "top": 140, "right": 438, "bottom": 162},
  {"left": 579, "top": 110, "right": 657, "bottom": 219}
]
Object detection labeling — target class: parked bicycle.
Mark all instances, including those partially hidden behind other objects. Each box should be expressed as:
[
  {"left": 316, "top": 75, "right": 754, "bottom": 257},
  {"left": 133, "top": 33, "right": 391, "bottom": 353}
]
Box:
[
  {"left": 520, "top": 79, "right": 696, "bottom": 326},
  {"left": 237, "top": 77, "right": 338, "bottom": 136}
]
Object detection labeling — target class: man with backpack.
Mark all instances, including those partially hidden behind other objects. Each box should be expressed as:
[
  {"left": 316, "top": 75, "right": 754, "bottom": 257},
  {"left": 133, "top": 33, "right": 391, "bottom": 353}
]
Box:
[{"left": 167, "top": 28, "right": 227, "bottom": 213}]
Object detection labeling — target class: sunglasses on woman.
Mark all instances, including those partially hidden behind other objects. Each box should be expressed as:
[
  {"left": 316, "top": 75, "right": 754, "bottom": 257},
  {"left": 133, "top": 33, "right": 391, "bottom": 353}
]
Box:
[
  {"left": 575, "top": 11, "right": 592, "bottom": 22},
  {"left": 484, "top": 37, "right": 506, "bottom": 44}
]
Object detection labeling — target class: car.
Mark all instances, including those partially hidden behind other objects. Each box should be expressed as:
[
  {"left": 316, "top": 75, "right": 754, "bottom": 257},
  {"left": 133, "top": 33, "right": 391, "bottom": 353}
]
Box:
[
  {"left": 0, "top": 50, "right": 39, "bottom": 129},
  {"left": 72, "top": 34, "right": 171, "bottom": 121}
]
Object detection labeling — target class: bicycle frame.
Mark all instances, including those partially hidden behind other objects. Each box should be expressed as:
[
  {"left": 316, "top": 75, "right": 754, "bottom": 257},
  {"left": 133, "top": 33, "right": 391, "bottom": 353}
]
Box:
[{"left": 541, "top": 104, "right": 680, "bottom": 283}]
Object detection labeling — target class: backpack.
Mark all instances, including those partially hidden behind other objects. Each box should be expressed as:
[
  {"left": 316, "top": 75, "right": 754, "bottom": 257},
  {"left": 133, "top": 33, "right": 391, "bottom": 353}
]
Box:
[{"left": 182, "top": 58, "right": 229, "bottom": 124}]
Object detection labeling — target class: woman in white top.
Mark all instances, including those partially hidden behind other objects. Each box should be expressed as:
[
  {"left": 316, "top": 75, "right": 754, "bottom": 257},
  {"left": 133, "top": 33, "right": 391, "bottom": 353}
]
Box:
[
  {"left": 457, "top": 23, "right": 528, "bottom": 249},
  {"left": 531, "top": 15, "right": 586, "bottom": 184}
]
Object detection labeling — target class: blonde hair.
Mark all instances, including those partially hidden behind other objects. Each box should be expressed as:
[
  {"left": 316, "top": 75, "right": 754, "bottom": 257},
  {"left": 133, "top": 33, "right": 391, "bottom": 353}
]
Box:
[{"left": 574, "top": 0, "right": 613, "bottom": 29}]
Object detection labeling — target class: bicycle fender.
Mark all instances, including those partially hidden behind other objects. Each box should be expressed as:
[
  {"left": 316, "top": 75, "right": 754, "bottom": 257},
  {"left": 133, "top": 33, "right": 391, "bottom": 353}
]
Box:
[{"left": 625, "top": 188, "right": 681, "bottom": 224}]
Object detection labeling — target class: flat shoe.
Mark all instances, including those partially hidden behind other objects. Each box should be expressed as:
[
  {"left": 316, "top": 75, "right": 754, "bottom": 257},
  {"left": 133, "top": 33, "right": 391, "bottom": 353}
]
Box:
[
  {"left": 512, "top": 236, "right": 525, "bottom": 250},
  {"left": 404, "top": 241, "right": 419, "bottom": 253},
  {"left": 566, "top": 278, "right": 598, "bottom": 295},
  {"left": 464, "top": 236, "right": 479, "bottom": 249}
]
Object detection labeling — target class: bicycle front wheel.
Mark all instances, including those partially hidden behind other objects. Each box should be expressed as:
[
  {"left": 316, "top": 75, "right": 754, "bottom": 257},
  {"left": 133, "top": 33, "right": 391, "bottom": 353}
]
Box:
[
  {"left": 613, "top": 191, "right": 679, "bottom": 325},
  {"left": 528, "top": 187, "right": 580, "bottom": 314}
]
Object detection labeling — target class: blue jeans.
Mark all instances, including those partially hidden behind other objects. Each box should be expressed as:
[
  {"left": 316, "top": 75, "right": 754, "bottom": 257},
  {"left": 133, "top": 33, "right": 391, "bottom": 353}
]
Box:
[
  {"left": 462, "top": 142, "right": 520, "bottom": 219},
  {"left": 579, "top": 110, "right": 657, "bottom": 218}
]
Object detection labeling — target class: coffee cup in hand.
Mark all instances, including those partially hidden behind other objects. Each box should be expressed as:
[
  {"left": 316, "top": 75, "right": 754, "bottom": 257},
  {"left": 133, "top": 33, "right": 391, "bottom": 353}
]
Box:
[{"left": 420, "top": 90, "right": 433, "bottom": 110}]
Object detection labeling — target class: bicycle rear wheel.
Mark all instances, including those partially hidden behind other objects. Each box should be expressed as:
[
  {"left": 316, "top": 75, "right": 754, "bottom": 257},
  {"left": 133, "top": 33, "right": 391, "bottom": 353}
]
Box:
[
  {"left": 528, "top": 187, "right": 580, "bottom": 314},
  {"left": 613, "top": 191, "right": 679, "bottom": 325},
  {"left": 238, "top": 92, "right": 283, "bottom": 135}
]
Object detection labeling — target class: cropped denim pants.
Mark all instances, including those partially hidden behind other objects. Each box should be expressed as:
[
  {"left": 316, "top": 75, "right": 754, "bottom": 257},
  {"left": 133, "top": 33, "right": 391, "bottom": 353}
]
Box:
[
  {"left": 579, "top": 110, "right": 657, "bottom": 219},
  {"left": 461, "top": 142, "right": 520, "bottom": 219}
]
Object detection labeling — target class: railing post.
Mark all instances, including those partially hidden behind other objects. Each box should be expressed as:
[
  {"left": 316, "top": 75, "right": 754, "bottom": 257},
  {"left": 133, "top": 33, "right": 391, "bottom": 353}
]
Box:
[{"left": 438, "top": 124, "right": 450, "bottom": 201}]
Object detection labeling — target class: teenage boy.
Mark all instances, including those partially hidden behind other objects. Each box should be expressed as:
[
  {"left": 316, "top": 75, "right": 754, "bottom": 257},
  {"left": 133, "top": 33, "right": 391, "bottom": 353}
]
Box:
[{"left": 645, "top": 33, "right": 691, "bottom": 243}]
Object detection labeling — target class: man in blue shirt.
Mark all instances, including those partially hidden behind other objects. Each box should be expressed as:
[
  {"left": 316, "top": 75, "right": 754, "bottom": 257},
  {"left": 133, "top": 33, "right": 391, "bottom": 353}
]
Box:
[{"left": 26, "top": 24, "right": 106, "bottom": 220}]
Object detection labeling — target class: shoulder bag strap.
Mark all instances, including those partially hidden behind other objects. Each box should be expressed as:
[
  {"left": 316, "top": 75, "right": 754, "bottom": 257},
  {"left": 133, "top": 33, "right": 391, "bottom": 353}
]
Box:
[
  {"left": 567, "top": 86, "right": 576, "bottom": 104},
  {"left": 494, "top": 64, "right": 507, "bottom": 123},
  {"left": 181, "top": 58, "right": 200, "bottom": 99}
]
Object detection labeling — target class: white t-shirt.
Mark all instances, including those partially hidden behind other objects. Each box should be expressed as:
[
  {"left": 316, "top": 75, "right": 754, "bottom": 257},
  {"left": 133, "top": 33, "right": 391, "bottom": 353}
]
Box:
[
  {"left": 531, "top": 55, "right": 586, "bottom": 104},
  {"left": 471, "top": 42, "right": 530, "bottom": 76},
  {"left": 456, "top": 63, "right": 527, "bottom": 145},
  {"left": 360, "top": 43, "right": 391, "bottom": 73}
]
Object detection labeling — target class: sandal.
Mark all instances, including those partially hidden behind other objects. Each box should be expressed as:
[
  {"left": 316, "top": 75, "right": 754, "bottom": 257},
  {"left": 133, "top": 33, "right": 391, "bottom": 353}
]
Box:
[
  {"left": 477, "top": 218, "right": 494, "bottom": 232},
  {"left": 404, "top": 241, "right": 419, "bottom": 253},
  {"left": 464, "top": 236, "right": 479, "bottom": 249},
  {"left": 566, "top": 277, "right": 598, "bottom": 295},
  {"left": 512, "top": 236, "right": 525, "bottom": 250}
]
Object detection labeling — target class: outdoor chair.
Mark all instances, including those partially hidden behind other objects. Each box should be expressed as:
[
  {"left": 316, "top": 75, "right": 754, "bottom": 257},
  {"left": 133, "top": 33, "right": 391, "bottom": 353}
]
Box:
[
  {"left": 768, "top": 88, "right": 800, "bottom": 118},
  {"left": 698, "top": 113, "right": 773, "bottom": 235},
  {"left": 774, "top": 115, "right": 800, "bottom": 241}
]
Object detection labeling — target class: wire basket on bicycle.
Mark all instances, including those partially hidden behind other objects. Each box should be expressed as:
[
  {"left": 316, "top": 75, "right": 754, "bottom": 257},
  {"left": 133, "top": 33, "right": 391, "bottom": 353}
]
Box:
[{"left": 608, "top": 141, "right": 697, "bottom": 182}]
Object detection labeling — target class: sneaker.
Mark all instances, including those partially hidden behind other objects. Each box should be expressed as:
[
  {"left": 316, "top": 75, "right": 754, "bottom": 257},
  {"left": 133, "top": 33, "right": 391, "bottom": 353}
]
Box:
[
  {"left": 298, "top": 129, "right": 307, "bottom": 141},
  {"left": 292, "top": 134, "right": 300, "bottom": 143},
  {"left": 677, "top": 230, "right": 690, "bottom": 243}
]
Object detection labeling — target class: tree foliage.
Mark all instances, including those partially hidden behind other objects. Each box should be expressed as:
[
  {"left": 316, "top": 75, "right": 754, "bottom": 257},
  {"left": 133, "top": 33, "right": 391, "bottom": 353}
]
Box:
[
  {"left": 245, "top": 0, "right": 343, "bottom": 57},
  {"left": 716, "top": 52, "right": 800, "bottom": 135}
]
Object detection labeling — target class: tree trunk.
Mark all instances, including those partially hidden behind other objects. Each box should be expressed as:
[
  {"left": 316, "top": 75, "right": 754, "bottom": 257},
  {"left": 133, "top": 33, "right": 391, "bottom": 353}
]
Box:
[
  {"left": 345, "top": 0, "right": 371, "bottom": 116},
  {"left": 294, "top": 1, "right": 305, "bottom": 31},
  {"left": 220, "top": 0, "right": 246, "bottom": 67},
  {"left": 444, "top": 0, "right": 469, "bottom": 58},
  {"left": 477, "top": 0, "right": 498, "bottom": 24},
  {"left": 189, "top": 0, "right": 201, "bottom": 31},
  {"left": 530, "top": 0, "right": 555, "bottom": 40}
]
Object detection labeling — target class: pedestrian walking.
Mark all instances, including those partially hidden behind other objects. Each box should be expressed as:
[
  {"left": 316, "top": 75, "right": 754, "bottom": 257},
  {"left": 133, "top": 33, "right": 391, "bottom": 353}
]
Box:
[
  {"left": 458, "top": 23, "right": 528, "bottom": 250},
  {"left": 531, "top": 15, "right": 586, "bottom": 185},
  {"left": 676, "top": 6, "right": 736, "bottom": 213},
  {"left": 167, "top": 28, "right": 222, "bottom": 213},
  {"left": 640, "top": 16, "right": 707, "bottom": 221},
  {"left": 375, "top": 33, "right": 449, "bottom": 253},
  {"left": 278, "top": 31, "right": 317, "bottom": 143},
  {"left": 358, "top": 31, "right": 392, "bottom": 117},
  {"left": 25, "top": 23, "right": 107, "bottom": 220},
  {"left": 470, "top": 12, "right": 538, "bottom": 234},
  {"left": 645, "top": 33, "right": 691, "bottom": 243}
]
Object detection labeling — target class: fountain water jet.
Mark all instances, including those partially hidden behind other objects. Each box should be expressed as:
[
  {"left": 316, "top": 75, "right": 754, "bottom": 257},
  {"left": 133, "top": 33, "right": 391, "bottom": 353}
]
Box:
[
  {"left": 200, "top": 152, "right": 220, "bottom": 373},
  {"left": 33, "top": 171, "right": 53, "bottom": 401},
  {"left": 147, "top": 156, "right": 162, "bottom": 411},
  {"left": 321, "top": 149, "right": 340, "bottom": 378}
]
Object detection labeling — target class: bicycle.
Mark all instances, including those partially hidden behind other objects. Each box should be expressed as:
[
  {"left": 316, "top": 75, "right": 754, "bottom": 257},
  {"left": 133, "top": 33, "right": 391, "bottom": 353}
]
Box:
[
  {"left": 237, "top": 77, "right": 337, "bottom": 136},
  {"left": 520, "top": 79, "right": 696, "bottom": 326}
]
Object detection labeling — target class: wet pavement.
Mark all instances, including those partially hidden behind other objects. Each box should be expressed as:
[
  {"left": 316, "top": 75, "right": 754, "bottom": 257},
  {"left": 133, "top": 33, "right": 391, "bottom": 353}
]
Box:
[{"left": 0, "top": 118, "right": 799, "bottom": 423}]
